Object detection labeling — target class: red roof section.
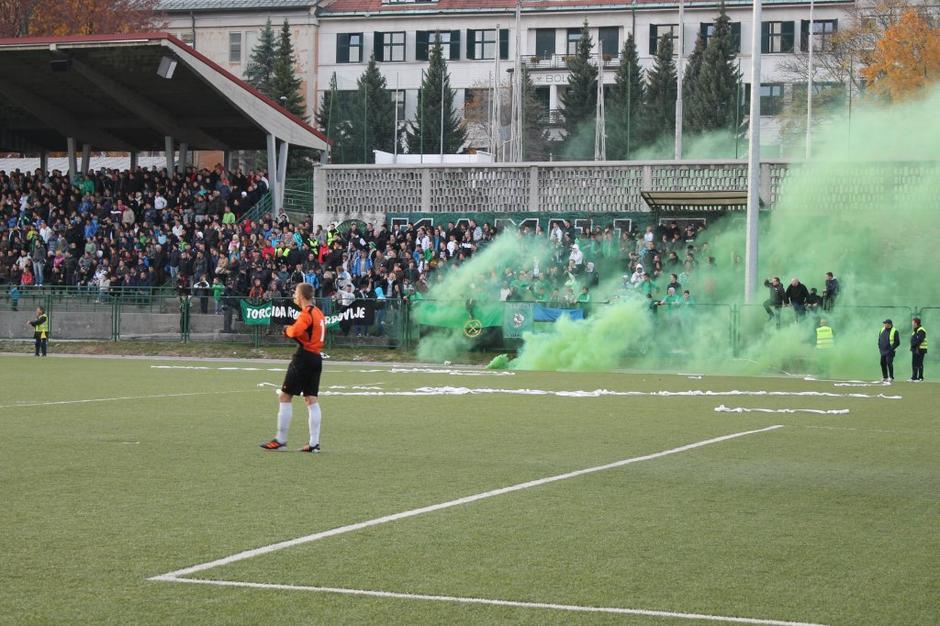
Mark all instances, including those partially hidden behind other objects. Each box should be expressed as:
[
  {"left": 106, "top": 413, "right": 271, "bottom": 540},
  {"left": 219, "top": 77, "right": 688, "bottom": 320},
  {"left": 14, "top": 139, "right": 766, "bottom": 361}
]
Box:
[
  {"left": 0, "top": 32, "right": 331, "bottom": 146},
  {"left": 320, "top": 0, "right": 669, "bottom": 14}
]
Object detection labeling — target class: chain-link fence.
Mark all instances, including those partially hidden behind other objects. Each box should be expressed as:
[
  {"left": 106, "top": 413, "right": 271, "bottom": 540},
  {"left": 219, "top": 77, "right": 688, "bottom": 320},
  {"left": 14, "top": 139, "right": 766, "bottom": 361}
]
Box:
[{"left": 1, "top": 287, "right": 934, "bottom": 369}]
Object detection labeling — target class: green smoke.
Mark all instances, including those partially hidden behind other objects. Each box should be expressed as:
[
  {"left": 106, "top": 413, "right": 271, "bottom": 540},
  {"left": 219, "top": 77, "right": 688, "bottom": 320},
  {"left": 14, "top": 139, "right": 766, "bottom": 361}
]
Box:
[{"left": 414, "top": 88, "right": 940, "bottom": 377}]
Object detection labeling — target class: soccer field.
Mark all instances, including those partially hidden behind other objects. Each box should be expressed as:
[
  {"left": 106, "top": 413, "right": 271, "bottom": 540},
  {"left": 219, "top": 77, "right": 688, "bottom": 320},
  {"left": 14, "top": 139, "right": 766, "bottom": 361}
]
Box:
[{"left": 1, "top": 355, "right": 938, "bottom": 625}]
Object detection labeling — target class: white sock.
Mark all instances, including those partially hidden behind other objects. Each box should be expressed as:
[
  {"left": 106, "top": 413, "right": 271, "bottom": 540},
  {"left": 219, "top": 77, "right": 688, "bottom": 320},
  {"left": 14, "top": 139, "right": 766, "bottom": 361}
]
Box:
[
  {"left": 308, "top": 403, "right": 322, "bottom": 447},
  {"left": 276, "top": 402, "right": 292, "bottom": 443}
]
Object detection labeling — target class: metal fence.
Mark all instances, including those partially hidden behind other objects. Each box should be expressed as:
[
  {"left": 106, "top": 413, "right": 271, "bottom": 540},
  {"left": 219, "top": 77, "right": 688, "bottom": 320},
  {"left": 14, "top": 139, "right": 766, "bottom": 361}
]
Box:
[{"left": 1, "top": 288, "right": 934, "bottom": 364}]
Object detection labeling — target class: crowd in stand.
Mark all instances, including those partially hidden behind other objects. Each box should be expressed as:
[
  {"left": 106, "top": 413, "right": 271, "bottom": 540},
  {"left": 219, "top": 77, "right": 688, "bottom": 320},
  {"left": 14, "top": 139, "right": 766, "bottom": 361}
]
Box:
[{"left": 3, "top": 165, "right": 715, "bottom": 329}]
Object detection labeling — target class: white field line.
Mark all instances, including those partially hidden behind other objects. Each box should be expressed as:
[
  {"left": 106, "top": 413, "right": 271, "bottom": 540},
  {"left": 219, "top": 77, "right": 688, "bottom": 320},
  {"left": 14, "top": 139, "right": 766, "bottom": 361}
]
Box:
[
  {"left": 715, "top": 405, "right": 849, "bottom": 415},
  {"left": 150, "top": 425, "right": 783, "bottom": 581},
  {"left": 165, "top": 577, "right": 826, "bottom": 626},
  {"left": 802, "top": 425, "right": 940, "bottom": 435},
  {"left": 0, "top": 389, "right": 255, "bottom": 410},
  {"left": 309, "top": 386, "right": 901, "bottom": 400},
  {"left": 150, "top": 365, "right": 516, "bottom": 376}
]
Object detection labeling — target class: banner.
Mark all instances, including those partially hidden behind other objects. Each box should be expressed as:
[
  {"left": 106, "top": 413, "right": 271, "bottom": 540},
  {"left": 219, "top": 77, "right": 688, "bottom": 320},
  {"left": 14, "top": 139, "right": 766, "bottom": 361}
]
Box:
[
  {"left": 411, "top": 300, "right": 503, "bottom": 329},
  {"left": 503, "top": 303, "right": 534, "bottom": 339},
  {"left": 325, "top": 299, "right": 376, "bottom": 331},
  {"left": 240, "top": 299, "right": 375, "bottom": 328},
  {"left": 533, "top": 305, "right": 585, "bottom": 323},
  {"left": 240, "top": 300, "right": 274, "bottom": 326}
]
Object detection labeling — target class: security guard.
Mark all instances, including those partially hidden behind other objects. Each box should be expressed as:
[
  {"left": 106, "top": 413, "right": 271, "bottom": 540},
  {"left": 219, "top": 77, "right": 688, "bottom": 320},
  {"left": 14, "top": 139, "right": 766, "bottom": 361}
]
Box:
[
  {"left": 878, "top": 319, "right": 900, "bottom": 383},
  {"left": 28, "top": 306, "right": 49, "bottom": 357},
  {"left": 816, "top": 318, "right": 834, "bottom": 350},
  {"left": 910, "top": 317, "right": 927, "bottom": 381}
]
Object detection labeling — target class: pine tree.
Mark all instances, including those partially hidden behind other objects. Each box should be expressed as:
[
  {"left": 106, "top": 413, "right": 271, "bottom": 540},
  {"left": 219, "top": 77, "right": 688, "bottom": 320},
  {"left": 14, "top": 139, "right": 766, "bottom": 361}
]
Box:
[
  {"left": 270, "top": 19, "right": 305, "bottom": 118},
  {"left": 641, "top": 34, "right": 678, "bottom": 145},
  {"left": 606, "top": 33, "right": 645, "bottom": 160},
  {"left": 245, "top": 18, "right": 277, "bottom": 95},
  {"left": 689, "top": 1, "right": 741, "bottom": 132},
  {"left": 521, "top": 64, "right": 552, "bottom": 161},
  {"left": 681, "top": 34, "right": 707, "bottom": 134},
  {"left": 270, "top": 19, "right": 313, "bottom": 174},
  {"left": 406, "top": 42, "right": 467, "bottom": 155},
  {"left": 560, "top": 21, "right": 598, "bottom": 159},
  {"left": 315, "top": 73, "right": 353, "bottom": 164},
  {"left": 345, "top": 56, "right": 399, "bottom": 163}
]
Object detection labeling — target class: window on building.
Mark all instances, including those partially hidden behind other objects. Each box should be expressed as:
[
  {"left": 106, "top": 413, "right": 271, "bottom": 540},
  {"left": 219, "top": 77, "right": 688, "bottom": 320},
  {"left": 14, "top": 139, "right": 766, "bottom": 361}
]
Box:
[
  {"left": 649, "top": 24, "right": 678, "bottom": 55},
  {"left": 761, "top": 21, "right": 795, "bottom": 53},
  {"left": 392, "top": 89, "right": 406, "bottom": 121},
  {"left": 535, "top": 29, "right": 555, "bottom": 59},
  {"left": 374, "top": 31, "right": 406, "bottom": 62},
  {"left": 336, "top": 33, "right": 363, "bottom": 63},
  {"left": 467, "top": 29, "right": 507, "bottom": 60},
  {"left": 228, "top": 32, "right": 242, "bottom": 64},
  {"left": 699, "top": 22, "right": 741, "bottom": 53},
  {"left": 598, "top": 27, "right": 619, "bottom": 58},
  {"left": 760, "top": 83, "right": 784, "bottom": 115},
  {"left": 792, "top": 82, "right": 846, "bottom": 110},
  {"left": 534, "top": 86, "right": 550, "bottom": 119},
  {"left": 416, "top": 30, "right": 460, "bottom": 61},
  {"left": 179, "top": 31, "right": 194, "bottom": 47},
  {"left": 801, "top": 19, "right": 838, "bottom": 52},
  {"left": 566, "top": 28, "right": 582, "bottom": 55}
]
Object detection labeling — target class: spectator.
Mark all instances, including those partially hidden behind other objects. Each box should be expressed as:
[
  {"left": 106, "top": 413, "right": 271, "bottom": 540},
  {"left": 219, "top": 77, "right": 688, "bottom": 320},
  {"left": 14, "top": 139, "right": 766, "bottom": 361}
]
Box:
[{"left": 785, "top": 277, "right": 810, "bottom": 320}]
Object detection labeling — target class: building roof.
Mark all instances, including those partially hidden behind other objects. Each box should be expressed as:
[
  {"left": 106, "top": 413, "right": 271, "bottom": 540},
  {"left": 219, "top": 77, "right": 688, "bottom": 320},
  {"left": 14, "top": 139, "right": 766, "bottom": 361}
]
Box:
[
  {"left": 158, "top": 0, "right": 315, "bottom": 11},
  {"left": 318, "top": 0, "right": 846, "bottom": 16},
  {"left": 0, "top": 32, "right": 329, "bottom": 153}
]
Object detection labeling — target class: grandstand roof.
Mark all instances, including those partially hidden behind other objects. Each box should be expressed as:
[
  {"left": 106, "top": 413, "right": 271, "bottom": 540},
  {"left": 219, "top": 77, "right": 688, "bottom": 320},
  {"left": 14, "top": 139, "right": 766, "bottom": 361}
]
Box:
[
  {"left": 158, "top": 0, "right": 315, "bottom": 11},
  {"left": 0, "top": 32, "right": 329, "bottom": 153}
]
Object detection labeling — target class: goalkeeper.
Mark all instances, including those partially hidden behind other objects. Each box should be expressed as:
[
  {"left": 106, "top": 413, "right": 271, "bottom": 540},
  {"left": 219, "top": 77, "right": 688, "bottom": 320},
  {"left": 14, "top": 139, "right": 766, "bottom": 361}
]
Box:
[{"left": 260, "top": 283, "right": 326, "bottom": 453}]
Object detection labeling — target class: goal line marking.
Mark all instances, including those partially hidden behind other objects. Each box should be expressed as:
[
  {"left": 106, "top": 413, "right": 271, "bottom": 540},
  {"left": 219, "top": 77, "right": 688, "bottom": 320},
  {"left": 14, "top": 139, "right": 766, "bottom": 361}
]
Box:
[{"left": 151, "top": 425, "right": 784, "bottom": 581}]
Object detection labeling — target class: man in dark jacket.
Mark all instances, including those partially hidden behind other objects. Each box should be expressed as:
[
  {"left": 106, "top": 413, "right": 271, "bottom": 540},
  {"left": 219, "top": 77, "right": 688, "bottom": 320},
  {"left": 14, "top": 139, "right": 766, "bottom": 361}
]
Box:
[
  {"left": 763, "top": 277, "right": 786, "bottom": 323},
  {"left": 823, "top": 272, "right": 839, "bottom": 311},
  {"left": 785, "top": 277, "right": 810, "bottom": 320},
  {"left": 910, "top": 317, "right": 927, "bottom": 382},
  {"left": 878, "top": 319, "right": 901, "bottom": 383}
]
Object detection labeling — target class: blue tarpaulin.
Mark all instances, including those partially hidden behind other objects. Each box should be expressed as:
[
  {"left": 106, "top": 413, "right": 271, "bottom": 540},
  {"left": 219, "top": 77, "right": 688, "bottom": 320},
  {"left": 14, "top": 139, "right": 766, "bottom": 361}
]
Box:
[{"left": 533, "top": 305, "right": 585, "bottom": 322}]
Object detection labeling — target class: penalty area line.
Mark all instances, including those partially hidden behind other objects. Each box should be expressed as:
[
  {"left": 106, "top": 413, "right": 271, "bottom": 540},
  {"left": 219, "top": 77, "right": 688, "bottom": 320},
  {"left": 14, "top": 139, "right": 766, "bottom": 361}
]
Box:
[
  {"left": 160, "top": 577, "right": 826, "bottom": 626},
  {"left": 150, "top": 425, "right": 784, "bottom": 581}
]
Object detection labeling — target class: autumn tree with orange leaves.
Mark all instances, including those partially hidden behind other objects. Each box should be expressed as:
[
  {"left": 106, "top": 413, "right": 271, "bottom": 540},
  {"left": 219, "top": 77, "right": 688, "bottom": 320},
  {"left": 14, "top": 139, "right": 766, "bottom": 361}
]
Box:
[
  {"left": 862, "top": 9, "right": 940, "bottom": 101},
  {"left": 0, "top": 0, "right": 162, "bottom": 38}
]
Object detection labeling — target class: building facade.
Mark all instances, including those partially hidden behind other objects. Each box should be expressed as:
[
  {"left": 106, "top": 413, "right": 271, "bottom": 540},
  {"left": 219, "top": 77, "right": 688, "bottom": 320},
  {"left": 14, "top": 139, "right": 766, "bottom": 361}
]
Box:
[{"left": 160, "top": 0, "right": 858, "bottom": 158}]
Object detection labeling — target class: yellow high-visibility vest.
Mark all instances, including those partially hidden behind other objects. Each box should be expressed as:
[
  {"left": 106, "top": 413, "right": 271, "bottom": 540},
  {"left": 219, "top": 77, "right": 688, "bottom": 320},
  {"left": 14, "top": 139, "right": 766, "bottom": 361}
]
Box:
[{"left": 816, "top": 325, "right": 833, "bottom": 349}]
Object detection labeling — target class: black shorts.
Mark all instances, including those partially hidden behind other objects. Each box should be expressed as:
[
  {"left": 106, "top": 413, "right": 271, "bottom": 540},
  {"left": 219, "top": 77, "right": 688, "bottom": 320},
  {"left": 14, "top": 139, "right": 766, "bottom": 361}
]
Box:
[{"left": 281, "top": 350, "right": 323, "bottom": 397}]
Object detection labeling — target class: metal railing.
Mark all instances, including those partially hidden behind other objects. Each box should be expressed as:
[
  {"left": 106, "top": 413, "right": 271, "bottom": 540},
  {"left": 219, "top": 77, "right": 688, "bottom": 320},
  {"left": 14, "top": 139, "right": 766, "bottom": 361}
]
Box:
[{"left": 237, "top": 192, "right": 273, "bottom": 224}]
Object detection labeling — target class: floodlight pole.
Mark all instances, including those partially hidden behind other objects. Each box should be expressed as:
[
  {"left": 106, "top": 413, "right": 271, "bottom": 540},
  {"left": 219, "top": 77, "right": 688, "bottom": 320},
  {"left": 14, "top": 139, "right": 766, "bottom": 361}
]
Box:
[
  {"left": 744, "top": 0, "right": 763, "bottom": 304},
  {"left": 805, "top": 0, "right": 815, "bottom": 160},
  {"left": 675, "top": 0, "right": 684, "bottom": 160}
]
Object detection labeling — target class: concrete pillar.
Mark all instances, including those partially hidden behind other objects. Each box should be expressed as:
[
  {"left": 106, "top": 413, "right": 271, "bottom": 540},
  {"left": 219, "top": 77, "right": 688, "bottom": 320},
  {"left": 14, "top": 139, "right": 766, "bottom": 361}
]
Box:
[
  {"left": 178, "top": 142, "right": 188, "bottom": 174},
  {"left": 313, "top": 165, "right": 327, "bottom": 221},
  {"left": 67, "top": 137, "right": 77, "bottom": 182},
  {"left": 164, "top": 136, "right": 174, "bottom": 173},
  {"left": 39, "top": 151, "right": 48, "bottom": 178},
  {"left": 81, "top": 144, "right": 91, "bottom": 175},
  {"left": 277, "top": 140, "right": 289, "bottom": 209},
  {"left": 266, "top": 133, "right": 279, "bottom": 218},
  {"left": 130, "top": 151, "right": 138, "bottom": 171},
  {"left": 420, "top": 168, "right": 431, "bottom": 212},
  {"left": 528, "top": 166, "right": 539, "bottom": 212}
]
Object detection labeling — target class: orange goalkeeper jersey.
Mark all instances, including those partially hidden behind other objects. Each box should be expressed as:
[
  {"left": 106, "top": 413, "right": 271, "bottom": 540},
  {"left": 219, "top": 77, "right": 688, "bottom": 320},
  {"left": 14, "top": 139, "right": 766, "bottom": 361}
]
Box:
[{"left": 285, "top": 305, "right": 326, "bottom": 354}]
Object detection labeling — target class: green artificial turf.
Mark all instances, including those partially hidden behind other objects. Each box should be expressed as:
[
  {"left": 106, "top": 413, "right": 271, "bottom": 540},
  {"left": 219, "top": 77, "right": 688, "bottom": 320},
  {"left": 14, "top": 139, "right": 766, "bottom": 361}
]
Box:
[{"left": 1, "top": 355, "right": 937, "bottom": 625}]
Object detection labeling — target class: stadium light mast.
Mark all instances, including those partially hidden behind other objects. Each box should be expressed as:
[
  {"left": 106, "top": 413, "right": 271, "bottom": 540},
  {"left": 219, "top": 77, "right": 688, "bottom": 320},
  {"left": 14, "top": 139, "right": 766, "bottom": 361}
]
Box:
[
  {"left": 744, "top": 0, "right": 763, "bottom": 304},
  {"left": 805, "top": 0, "right": 815, "bottom": 160},
  {"left": 594, "top": 41, "right": 606, "bottom": 161},
  {"left": 675, "top": 0, "right": 685, "bottom": 160}
]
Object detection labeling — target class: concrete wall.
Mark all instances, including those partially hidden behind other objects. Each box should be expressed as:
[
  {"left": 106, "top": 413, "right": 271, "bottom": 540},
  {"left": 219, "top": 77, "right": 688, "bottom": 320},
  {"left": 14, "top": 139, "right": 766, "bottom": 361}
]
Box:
[{"left": 0, "top": 310, "right": 228, "bottom": 340}]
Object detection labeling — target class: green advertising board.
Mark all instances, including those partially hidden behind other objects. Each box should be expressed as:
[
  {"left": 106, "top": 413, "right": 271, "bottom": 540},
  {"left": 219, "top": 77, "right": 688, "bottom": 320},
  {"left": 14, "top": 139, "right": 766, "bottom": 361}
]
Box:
[{"left": 503, "top": 302, "right": 534, "bottom": 339}]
